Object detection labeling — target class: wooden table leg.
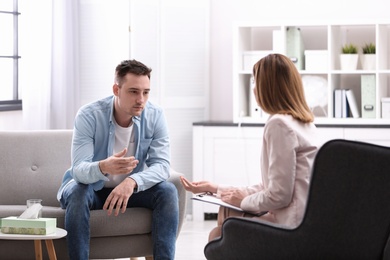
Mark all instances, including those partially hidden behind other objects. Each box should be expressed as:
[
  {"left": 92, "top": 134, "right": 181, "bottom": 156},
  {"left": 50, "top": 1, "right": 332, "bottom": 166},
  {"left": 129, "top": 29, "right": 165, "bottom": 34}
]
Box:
[
  {"left": 45, "top": 239, "right": 57, "bottom": 260},
  {"left": 34, "top": 240, "right": 43, "bottom": 260}
]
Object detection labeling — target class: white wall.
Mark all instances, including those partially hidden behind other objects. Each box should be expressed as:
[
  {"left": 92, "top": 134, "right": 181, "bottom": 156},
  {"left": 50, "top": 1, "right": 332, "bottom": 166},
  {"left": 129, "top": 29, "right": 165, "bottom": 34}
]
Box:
[
  {"left": 2, "top": 0, "right": 389, "bottom": 130},
  {"left": 0, "top": 111, "right": 23, "bottom": 130},
  {"left": 78, "top": 0, "right": 130, "bottom": 107},
  {"left": 209, "top": 0, "right": 390, "bottom": 121}
]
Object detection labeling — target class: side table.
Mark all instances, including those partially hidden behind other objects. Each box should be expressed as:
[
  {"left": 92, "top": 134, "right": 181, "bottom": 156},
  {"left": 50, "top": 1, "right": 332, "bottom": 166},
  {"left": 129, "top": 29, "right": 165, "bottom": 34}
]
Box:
[{"left": 0, "top": 227, "right": 67, "bottom": 260}]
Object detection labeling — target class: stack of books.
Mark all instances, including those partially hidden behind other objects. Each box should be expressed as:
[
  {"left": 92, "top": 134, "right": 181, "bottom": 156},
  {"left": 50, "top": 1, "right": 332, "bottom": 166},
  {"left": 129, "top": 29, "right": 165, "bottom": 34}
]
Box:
[
  {"left": 334, "top": 89, "right": 359, "bottom": 118},
  {"left": 333, "top": 74, "right": 376, "bottom": 119}
]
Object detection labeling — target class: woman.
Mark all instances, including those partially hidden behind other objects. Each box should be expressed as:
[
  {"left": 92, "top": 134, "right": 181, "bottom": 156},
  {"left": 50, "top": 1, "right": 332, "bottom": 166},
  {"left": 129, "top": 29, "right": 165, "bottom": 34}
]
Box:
[{"left": 181, "top": 53, "right": 321, "bottom": 240}]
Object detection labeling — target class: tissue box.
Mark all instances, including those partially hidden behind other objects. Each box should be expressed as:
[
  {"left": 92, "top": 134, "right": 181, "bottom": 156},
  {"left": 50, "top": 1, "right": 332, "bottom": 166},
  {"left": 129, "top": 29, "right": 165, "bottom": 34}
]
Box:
[{"left": 0, "top": 217, "right": 56, "bottom": 235}]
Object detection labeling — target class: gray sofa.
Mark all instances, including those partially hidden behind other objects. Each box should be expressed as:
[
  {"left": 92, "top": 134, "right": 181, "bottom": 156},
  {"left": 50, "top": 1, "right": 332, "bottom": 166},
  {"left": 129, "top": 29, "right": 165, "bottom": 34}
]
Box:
[{"left": 0, "top": 130, "right": 187, "bottom": 260}]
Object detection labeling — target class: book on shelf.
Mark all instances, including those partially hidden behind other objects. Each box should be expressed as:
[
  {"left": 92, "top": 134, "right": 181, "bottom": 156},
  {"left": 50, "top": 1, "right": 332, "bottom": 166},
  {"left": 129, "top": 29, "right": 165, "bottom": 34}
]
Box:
[
  {"left": 345, "top": 89, "right": 360, "bottom": 118},
  {"left": 334, "top": 89, "right": 342, "bottom": 118},
  {"left": 334, "top": 89, "right": 350, "bottom": 118}
]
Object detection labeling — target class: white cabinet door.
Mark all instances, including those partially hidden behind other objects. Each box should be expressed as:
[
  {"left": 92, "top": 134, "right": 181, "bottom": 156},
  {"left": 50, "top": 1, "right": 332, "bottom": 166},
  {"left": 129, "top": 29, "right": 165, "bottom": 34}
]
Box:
[
  {"left": 344, "top": 128, "right": 390, "bottom": 147},
  {"left": 213, "top": 135, "right": 262, "bottom": 187},
  {"left": 316, "top": 127, "right": 345, "bottom": 146},
  {"left": 193, "top": 126, "right": 263, "bottom": 220}
]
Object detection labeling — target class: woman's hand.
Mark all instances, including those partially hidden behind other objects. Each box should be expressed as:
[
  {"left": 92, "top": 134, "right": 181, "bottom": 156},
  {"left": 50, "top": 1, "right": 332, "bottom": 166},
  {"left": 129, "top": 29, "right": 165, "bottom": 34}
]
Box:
[
  {"left": 220, "top": 189, "right": 246, "bottom": 208},
  {"left": 180, "top": 176, "right": 218, "bottom": 194}
]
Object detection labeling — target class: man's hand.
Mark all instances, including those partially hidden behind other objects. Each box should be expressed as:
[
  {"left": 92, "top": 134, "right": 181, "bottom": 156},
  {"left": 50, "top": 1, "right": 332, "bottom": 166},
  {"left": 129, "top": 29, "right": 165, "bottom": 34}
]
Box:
[
  {"left": 103, "top": 177, "right": 137, "bottom": 216},
  {"left": 99, "top": 148, "right": 139, "bottom": 175}
]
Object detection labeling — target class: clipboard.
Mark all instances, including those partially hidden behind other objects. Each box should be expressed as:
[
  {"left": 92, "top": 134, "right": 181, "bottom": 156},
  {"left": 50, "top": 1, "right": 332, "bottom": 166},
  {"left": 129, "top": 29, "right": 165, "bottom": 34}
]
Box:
[{"left": 192, "top": 192, "right": 267, "bottom": 217}]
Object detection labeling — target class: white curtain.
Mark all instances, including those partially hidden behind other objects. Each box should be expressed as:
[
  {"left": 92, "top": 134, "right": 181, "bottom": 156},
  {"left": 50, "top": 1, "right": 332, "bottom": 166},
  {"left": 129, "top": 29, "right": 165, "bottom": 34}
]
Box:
[{"left": 21, "top": 0, "right": 79, "bottom": 130}]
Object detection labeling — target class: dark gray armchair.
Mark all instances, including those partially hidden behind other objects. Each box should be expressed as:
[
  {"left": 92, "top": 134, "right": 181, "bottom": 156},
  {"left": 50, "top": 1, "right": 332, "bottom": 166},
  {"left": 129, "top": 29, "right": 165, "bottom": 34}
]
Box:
[{"left": 204, "top": 139, "right": 390, "bottom": 260}]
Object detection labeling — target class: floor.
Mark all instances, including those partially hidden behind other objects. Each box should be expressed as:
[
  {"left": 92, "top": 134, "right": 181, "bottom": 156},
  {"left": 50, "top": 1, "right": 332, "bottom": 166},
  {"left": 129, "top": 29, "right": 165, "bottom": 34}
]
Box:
[
  {"left": 111, "top": 219, "right": 217, "bottom": 260},
  {"left": 175, "top": 219, "right": 216, "bottom": 260}
]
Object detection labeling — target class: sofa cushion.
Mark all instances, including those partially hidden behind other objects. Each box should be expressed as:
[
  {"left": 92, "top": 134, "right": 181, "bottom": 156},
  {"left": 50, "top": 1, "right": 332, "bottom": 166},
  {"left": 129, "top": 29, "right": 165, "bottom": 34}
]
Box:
[
  {"left": 0, "top": 205, "right": 152, "bottom": 237},
  {"left": 0, "top": 130, "right": 72, "bottom": 207},
  {"left": 89, "top": 208, "right": 152, "bottom": 237}
]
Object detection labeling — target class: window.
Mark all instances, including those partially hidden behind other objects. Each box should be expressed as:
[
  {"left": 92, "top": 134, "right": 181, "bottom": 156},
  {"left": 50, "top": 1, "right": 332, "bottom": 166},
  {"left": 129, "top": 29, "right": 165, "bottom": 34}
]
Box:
[{"left": 0, "top": 0, "right": 21, "bottom": 111}]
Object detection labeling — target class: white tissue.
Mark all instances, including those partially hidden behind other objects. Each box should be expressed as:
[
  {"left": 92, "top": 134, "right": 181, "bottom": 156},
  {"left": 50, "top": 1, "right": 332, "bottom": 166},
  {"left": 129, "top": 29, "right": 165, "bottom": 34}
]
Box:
[{"left": 18, "top": 203, "right": 43, "bottom": 219}]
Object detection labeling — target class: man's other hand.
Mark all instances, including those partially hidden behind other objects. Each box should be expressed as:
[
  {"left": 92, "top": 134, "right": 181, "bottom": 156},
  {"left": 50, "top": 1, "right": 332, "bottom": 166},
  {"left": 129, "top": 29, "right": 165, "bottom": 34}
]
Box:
[
  {"left": 99, "top": 148, "right": 139, "bottom": 175},
  {"left": 103, "top": 177, "right": 137, "bottom": 216}
]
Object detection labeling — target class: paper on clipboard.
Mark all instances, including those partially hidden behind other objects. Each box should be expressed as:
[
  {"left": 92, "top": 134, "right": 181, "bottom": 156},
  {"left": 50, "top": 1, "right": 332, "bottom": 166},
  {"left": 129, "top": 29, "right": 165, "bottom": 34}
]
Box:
[
  {"left": 191, "top": 193, "right": 267, "bottom": 217},
  {"left": 192, "top": 193, "right": 243, "bottom": 211}
]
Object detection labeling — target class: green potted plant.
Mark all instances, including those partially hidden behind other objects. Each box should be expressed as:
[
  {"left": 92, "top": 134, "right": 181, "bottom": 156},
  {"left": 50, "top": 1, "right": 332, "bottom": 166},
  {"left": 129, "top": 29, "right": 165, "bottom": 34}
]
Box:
[
  {"left": 342, "top": 43, "right": 358, "bottom": 54},
  {"left": 340, "top": 43, "right": 359, "bottom": 70},
  {"left": 361, "top": 42, "right": 376, "bottom": 70}
]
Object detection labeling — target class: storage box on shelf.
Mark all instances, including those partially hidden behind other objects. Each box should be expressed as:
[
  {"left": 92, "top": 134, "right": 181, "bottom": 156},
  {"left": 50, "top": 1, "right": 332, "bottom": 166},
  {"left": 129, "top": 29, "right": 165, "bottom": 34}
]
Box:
[
  {"left": 305, "top": 50, "right": 328, "bottom": 71},
  {"left": 382, "top": 97, "right": 390, "bottom": 118},
  {"left": 233, "top": 21, "right": 390, "bottom": 125}
]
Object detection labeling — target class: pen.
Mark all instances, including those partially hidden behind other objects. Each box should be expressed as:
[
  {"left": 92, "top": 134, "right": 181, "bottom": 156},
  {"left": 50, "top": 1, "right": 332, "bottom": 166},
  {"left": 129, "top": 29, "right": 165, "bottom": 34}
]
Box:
[{"left": 197, "top": 191, "right": 214, "bottom": 197}]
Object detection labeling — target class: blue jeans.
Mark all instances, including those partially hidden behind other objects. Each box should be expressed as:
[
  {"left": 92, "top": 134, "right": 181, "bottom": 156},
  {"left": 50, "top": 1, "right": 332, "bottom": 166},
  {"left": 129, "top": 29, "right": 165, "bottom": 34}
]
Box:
[{"left": 60, "top": 181, "right": 179, "bottom": 260}]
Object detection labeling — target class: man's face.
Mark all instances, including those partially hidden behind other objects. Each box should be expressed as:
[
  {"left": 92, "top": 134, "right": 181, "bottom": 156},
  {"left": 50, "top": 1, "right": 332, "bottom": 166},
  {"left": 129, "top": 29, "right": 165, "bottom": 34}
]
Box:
[{"left": 113, "top": 73, "right": 150, "bottom": 118}]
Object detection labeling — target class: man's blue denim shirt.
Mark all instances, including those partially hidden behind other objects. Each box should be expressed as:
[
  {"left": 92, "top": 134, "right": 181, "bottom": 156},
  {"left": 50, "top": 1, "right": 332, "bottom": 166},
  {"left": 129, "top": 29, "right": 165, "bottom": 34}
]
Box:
[{"left": 57, "top": 96, "right": 170, "bottom": 200}]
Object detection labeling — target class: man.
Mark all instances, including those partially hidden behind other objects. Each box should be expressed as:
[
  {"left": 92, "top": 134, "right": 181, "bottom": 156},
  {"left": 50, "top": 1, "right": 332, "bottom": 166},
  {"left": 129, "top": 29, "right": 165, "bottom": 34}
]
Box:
[{"left": 57, "top": 59, "right": 179, "bottom": 260}]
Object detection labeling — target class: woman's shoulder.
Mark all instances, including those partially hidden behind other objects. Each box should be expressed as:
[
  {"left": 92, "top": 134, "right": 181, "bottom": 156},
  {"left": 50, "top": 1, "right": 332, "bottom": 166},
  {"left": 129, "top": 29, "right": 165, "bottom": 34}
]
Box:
[
  {"left": 267, "top": 114, "right": 293, "bottom": 125},
  {"left": 266, "top": 114, "right": 316, "bottom": 132},
  {"left": 264, "top": 115, "right": 295, "bottom": 136},
  {"left": 268, "top": 114, "right": 314, "bottom": 126}
]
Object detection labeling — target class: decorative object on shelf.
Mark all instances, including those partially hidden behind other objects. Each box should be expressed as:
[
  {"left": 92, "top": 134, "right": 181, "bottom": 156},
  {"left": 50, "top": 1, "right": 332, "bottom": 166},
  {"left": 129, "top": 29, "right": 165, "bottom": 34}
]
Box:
[
  {"left": 302, "top": 75, "right": 328, "bottom": 117},
  {"left": 340, "top": 43, "right": 359, "bottom": 70},
  {"left": 361, "top": 42, "right": 376, "bottom": 70}
]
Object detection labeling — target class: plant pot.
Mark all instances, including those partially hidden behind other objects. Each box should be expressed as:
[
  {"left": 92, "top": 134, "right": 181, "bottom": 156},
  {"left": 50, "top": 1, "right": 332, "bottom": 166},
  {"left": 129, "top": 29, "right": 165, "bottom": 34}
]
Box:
[
  {"left": 361, "top": 54, "right": 376, "bottom": 70},
  {"left": 340, "top": 54, "right": 359, "bottom": 70}
]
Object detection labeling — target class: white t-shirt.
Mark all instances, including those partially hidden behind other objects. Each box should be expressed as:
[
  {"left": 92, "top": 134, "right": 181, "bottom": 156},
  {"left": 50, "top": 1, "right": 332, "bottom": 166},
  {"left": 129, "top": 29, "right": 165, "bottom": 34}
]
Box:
[{"left": 104, "top": 118, "right": 136, "bottom": 188}]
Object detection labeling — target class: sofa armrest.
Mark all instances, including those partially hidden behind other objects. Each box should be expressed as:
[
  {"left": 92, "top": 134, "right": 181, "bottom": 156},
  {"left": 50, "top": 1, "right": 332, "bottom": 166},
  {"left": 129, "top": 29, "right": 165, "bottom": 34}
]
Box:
[{"left": 167, "top": 169, "right": 187, "bottom": 236}]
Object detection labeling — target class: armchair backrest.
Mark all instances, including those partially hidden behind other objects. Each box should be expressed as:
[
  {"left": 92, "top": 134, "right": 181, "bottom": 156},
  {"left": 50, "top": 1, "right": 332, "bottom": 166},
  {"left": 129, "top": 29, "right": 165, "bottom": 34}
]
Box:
[
  {"left": 300, "top": 139, "right": 390, "bottom": 258},
  {"left": 205, "top": 139, "right": 390, "bottom": 260}
]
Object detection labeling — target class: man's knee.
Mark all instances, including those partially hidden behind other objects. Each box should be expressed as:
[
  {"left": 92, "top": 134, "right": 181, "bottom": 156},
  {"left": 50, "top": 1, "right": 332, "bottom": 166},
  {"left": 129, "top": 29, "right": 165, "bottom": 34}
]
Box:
[
  {"left": 159, "top": 181, "right": 178, "bottom": 200},
  {"left": 62, "top": 182, "right": 94, "bottom": 208}
]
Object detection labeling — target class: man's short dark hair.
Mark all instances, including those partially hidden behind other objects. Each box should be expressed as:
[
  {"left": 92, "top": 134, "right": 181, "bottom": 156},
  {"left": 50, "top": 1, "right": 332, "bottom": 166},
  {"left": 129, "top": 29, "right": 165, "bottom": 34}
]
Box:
[{"left": 115, "top": 59, "right": 152, "bottom": 86}]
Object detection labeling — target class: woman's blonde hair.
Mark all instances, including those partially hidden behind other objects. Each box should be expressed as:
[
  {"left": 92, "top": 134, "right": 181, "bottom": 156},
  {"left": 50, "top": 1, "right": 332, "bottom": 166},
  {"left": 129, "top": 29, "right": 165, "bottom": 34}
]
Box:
[{"left": 253, "top": 53, "right": 314, "bottom": 123}]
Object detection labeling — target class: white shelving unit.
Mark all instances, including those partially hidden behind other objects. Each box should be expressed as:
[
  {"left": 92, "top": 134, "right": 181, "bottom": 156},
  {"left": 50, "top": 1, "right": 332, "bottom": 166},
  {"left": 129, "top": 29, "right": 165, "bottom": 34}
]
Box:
[
  {"left": 191, "top": 20, "right": 390, "bottom": 221},
  {"left": 233, "top": 21, "right": 390, "bottom": 125}
]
